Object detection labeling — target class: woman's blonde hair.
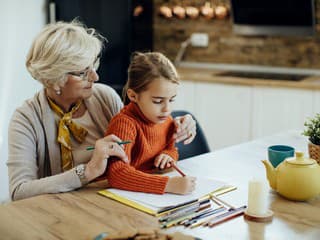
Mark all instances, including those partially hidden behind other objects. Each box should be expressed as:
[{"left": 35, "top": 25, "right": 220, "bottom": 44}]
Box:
[
  {"left": 26, "top": 20, "right": 105, "bottom": 87},
  {"left": 123, "top": 52, "right": 179, "bottom": 105}
]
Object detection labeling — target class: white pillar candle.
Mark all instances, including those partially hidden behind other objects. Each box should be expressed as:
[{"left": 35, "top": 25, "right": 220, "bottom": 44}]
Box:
[{"left": 247, "top": 178, "right": 268, "bottom": 216}]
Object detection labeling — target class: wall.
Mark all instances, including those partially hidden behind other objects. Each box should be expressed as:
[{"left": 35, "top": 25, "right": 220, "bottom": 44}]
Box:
[
  {"left": 154, "top": 0, "right": 320, "bottom": 69},
  {"left": 0, "top": 0, "right": 45, "bottom": 202}
]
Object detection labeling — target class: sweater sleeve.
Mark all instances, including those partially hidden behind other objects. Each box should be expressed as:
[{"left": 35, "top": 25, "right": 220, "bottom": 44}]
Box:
[
  {"left": 106, "top": 116, "right": 169, "bottom": 194},
  {"left": 7, "top": 108, "right": 81, "bottom": 201}
]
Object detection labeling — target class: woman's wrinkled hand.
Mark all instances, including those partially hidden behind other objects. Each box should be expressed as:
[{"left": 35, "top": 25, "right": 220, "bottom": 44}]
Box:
[
  {"left": 85, "top": 134, "right": 128, "bottom": 181},
  {"left": 173, "top": 114, "right": 196, "bottom": 144}
]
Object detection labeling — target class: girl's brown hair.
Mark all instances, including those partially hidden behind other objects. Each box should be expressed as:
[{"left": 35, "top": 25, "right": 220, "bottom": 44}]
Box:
[{"left": 122, "top": 52, "right": 179, "bottom": 105}]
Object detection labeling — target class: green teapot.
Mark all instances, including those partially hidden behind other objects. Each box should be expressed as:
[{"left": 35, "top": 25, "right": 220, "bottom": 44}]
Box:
[{"left": 262, "top": 152, "right": 320, "bottom": 201}]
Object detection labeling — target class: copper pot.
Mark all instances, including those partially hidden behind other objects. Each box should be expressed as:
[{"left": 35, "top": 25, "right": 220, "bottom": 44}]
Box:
[
  {"left": 133, "top": 5, "right": 144, "bottom": 17},
  {"left": 173, "top": 5, "right": 186, "bottom": 19},
  {"left": 159, "top": 5, "right": 172, "bottom": 18},
  {"left": 201, "top": 2, "right": 215, "bottom": 19},
  {"left": 186, "top": 6, "right": 200, "bottom": 19},
  {"left": 215, "top": 5, "right": 228, "bottom": 19}
]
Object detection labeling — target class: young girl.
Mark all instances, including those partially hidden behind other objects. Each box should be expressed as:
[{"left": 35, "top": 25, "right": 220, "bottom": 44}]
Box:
[{"left": 105, "top": 52, "right": 196, "bottom": 195}]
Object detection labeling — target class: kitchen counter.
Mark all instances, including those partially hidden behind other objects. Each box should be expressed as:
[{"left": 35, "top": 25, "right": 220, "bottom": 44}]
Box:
[
  {"left": 177, "top": 63, "right": 320, "bottom": 90},
  {"left": 174, "top": 62, "right": 320, "bottom": 150}
]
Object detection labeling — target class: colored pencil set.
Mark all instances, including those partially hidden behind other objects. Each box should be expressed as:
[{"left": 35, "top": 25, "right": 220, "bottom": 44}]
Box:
[{"left": 159, "top": 195, "right": 246, "bottom": 229}]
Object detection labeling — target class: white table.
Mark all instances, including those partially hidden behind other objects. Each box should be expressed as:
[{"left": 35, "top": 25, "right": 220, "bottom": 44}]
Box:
[
  {"left": 0, "top": 130, "right": 319, "bottom": 240},
  {"left": 164, "top": 130, "right": 320, "bottom": 239}
]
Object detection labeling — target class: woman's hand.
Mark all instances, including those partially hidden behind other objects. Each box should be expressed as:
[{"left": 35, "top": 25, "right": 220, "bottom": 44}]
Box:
[
  {"left": 85, "top": 134, "right": 128, "bottom": 182},
  {"left": 173, "top": 114, "right": 196, "bottom": 144},
  {"left": 165, "top": 176, "right": 197, "bottom": 195},
  {"left": 154, "top": 154, "right": 174, "bottom": 169}
]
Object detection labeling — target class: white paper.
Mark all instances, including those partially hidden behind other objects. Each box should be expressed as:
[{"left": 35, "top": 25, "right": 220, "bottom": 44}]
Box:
[{"left": 107, "top": 176, "right": 227, "bottom": 209}]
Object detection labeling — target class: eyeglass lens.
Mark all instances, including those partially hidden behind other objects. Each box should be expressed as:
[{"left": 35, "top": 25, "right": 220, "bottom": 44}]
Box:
[{"left": 68, "top": 57, "right": 100, "bottom": 81}]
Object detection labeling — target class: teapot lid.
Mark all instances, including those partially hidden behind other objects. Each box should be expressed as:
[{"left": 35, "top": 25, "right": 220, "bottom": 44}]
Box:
[{"left": 285, "top": 152, "right": 316, "bottom": 165}]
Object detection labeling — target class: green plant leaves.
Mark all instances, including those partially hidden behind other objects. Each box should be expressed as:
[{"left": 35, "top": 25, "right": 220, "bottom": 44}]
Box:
[{"left": 303, "top": 113, "right": 320, "bottom": 145}]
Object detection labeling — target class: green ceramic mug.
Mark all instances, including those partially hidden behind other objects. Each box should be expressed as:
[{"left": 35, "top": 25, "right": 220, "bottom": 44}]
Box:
[{"left": 268, "top": 145, "right": 295, "bottom": 168}]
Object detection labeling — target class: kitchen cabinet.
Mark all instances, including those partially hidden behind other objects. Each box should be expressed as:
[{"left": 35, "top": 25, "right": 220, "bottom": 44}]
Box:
[
  {"left": 252, "top": 87, "right": 314, "bottom": 139},
  {"left": 176, "top": 79, "right": 320, "bottom": 150},
  {"left": 175, "top": 81, "right": 196, "bottom": 114},
  {"left": 175, "top": 81, "right": 252, "bottom": 150},
  {"left": 312, "top": 91, "right": 320, "bottom": 115},
  {"left": 194, "top": 82, "right": 252, "bottom": 150}
]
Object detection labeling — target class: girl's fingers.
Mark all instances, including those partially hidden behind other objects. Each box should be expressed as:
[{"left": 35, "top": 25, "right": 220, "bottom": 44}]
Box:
[
  {"left": 160, "top": 157, "right": 168, "bottom": 169},
  {"left": 155, "top": 155, "right": 174, "bottom": 169},
  {"left": 154, "top": 156, "right": 162, "bottom": 167},
  {"left": 166, "top": 161, "right": 172, "bottom": 168},
  {"left": 166, "top": 158, "right": 174, "bottom": 168}
]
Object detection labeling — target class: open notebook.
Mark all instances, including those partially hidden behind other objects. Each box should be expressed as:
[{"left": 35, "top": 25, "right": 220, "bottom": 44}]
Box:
[{"left": 98, "top": 176, "right": 236, "bottom": 216}]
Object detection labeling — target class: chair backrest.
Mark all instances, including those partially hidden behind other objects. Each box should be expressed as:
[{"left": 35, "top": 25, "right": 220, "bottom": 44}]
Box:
[{"left": 171, "top": 110, "right": 210, "bottom": 160}]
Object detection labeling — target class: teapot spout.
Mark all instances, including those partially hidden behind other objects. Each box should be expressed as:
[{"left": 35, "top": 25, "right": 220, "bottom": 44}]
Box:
[{"left": 261, "top": 160, "right": 277, "bottom": 190}]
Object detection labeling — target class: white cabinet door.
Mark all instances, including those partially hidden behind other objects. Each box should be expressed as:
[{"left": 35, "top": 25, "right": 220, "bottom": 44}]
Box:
[
  {"left": 252, "top": 87, "right": 313, "bottom": 139},
  {"left": 174, "top": 80, "right": 196, "bottom": 114},
  {"left": 312, "top": 90, "right": 320, "bottom": 116},
  {"left": 194, "top": 82, "right": 252, "bottom": 150},
  {"left": 177, "top": 79, "right": 317, "bottom": 150}
]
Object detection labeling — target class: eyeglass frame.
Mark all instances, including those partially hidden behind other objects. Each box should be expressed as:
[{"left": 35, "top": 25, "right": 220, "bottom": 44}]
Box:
[{"left": 67, "top": 57, "right": 100, "bottom": 81}]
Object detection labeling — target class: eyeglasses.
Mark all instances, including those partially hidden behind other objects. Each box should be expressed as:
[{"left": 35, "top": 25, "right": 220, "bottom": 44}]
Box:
[{"left": 68, "top": 57, "right": 100, "bottom": 81}]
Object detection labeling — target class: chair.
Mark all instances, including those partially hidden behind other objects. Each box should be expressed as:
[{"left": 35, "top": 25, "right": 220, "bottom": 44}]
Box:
[{"left": 171, "top": 110, "right": 210, "bottom": 160}]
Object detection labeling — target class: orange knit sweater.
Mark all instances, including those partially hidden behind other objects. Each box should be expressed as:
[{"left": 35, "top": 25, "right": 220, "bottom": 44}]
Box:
[{"left": 105, "top": 102, "right": 178, "bottom": 194}]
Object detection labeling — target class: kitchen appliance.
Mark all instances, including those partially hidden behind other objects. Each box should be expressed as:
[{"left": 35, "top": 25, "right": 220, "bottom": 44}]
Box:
[
  {"left": 230, "top": 0, "right": 315, "bottom": 36},
  {"left": 48, "top": 0, "right": 153, "bottom": 95}
]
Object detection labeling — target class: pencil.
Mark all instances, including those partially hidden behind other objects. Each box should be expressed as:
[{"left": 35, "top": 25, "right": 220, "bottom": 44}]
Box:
[
  {"left": 172, "top": 162, "right": 186, "bottom": 177},
  {"left": 159, "top": 199, "right": 210, "bottom": 222},
  {"left": 207, "top": 205, "right": 246, "bottom": 227},
  {"left": 86, "top": 140, "right": 131, "bottom": 151},
  {"left": 211, "top": 195, "right": 236, "bottom": 210},
  {"left": 187, "top": 207, "right": 226, "bottom": 228},
  {"left": 117, "top": 140, "right": 132, "bottom": 145}
]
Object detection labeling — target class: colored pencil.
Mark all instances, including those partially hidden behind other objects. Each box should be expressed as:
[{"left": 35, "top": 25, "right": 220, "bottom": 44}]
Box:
[
  {"left": 162, "top": 202, "right": 212, "bottom": 225},
  {"left": 117, "top": 140, "right": 132, "bottom": 145},
  {"left": 161, "top": 204, "right": 216, "bottom": 229},
  {"left": 172, "top": 162, "right": 186, "bottom": 177},
  {"left": 185, "top": 207, "right": 226, "bottom": 228},
  {"left": 158, "top": 195, "right": 210, "bottom": 216},
  {"left": 185, "top": 207, "right": 226, "bottom": 227},
  {"left": 211, "top": 194, "right": 236, "bottom": 210},
  {"left": 207, "top": 205, "right": 247, "bottom": 227},
  {"left": 159, "top": 199, "right": 210, "bottom": 222},
  {"left": 188, "top": 209, "right": 227, "bottom": 228},
  {"left": 86, "top": 140, "right": 131, "bottom": 151}
]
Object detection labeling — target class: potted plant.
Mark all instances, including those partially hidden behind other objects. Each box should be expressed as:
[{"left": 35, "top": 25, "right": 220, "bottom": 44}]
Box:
[{"left": 303, "top": 113, "right": 320, "bottom": 163}]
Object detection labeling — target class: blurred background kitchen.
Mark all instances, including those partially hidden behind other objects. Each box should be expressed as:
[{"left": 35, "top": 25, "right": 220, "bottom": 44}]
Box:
[{"left": 1, "top": 0, "right": 320, "bottom": 201}]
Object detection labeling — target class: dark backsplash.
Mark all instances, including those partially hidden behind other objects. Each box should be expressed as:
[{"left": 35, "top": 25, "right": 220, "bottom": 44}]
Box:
[{"left": 153, "top": 0, "right": 320, "bottom": 69}]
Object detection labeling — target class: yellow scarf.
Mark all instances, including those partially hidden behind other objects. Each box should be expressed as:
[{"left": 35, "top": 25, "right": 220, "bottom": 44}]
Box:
[{"left": 47, "top": 97, "right": 88, "bottom": 171}]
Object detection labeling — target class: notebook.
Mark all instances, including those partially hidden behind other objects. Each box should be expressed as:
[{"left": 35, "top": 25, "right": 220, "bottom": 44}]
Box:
[{"left": 98, "top": 176, "right": 236, "bottom": 216}]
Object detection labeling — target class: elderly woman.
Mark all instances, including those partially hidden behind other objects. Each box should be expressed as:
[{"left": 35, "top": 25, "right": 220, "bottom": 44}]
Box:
[{"left": 7, "top": 21, "right": 196, "bottom": 201}]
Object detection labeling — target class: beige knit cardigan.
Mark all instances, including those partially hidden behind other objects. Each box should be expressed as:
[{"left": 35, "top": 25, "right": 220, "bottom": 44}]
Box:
[{"left": 7, "top": 83, "right": 123, "bottom": 200}]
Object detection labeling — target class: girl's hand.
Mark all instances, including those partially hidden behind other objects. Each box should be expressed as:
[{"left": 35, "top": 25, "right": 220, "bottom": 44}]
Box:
[
  {"left": 173, "top": 114, "right": 196, "bottom": 144},
  {"left": 165, "top": 176, "right": 197, "bottom": 195},
  {"left": 154, "top": 154, "right": 174, "bottom": 169},
  {"left": 85, "top": 134, "right": 128, "bottom": 181}
]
